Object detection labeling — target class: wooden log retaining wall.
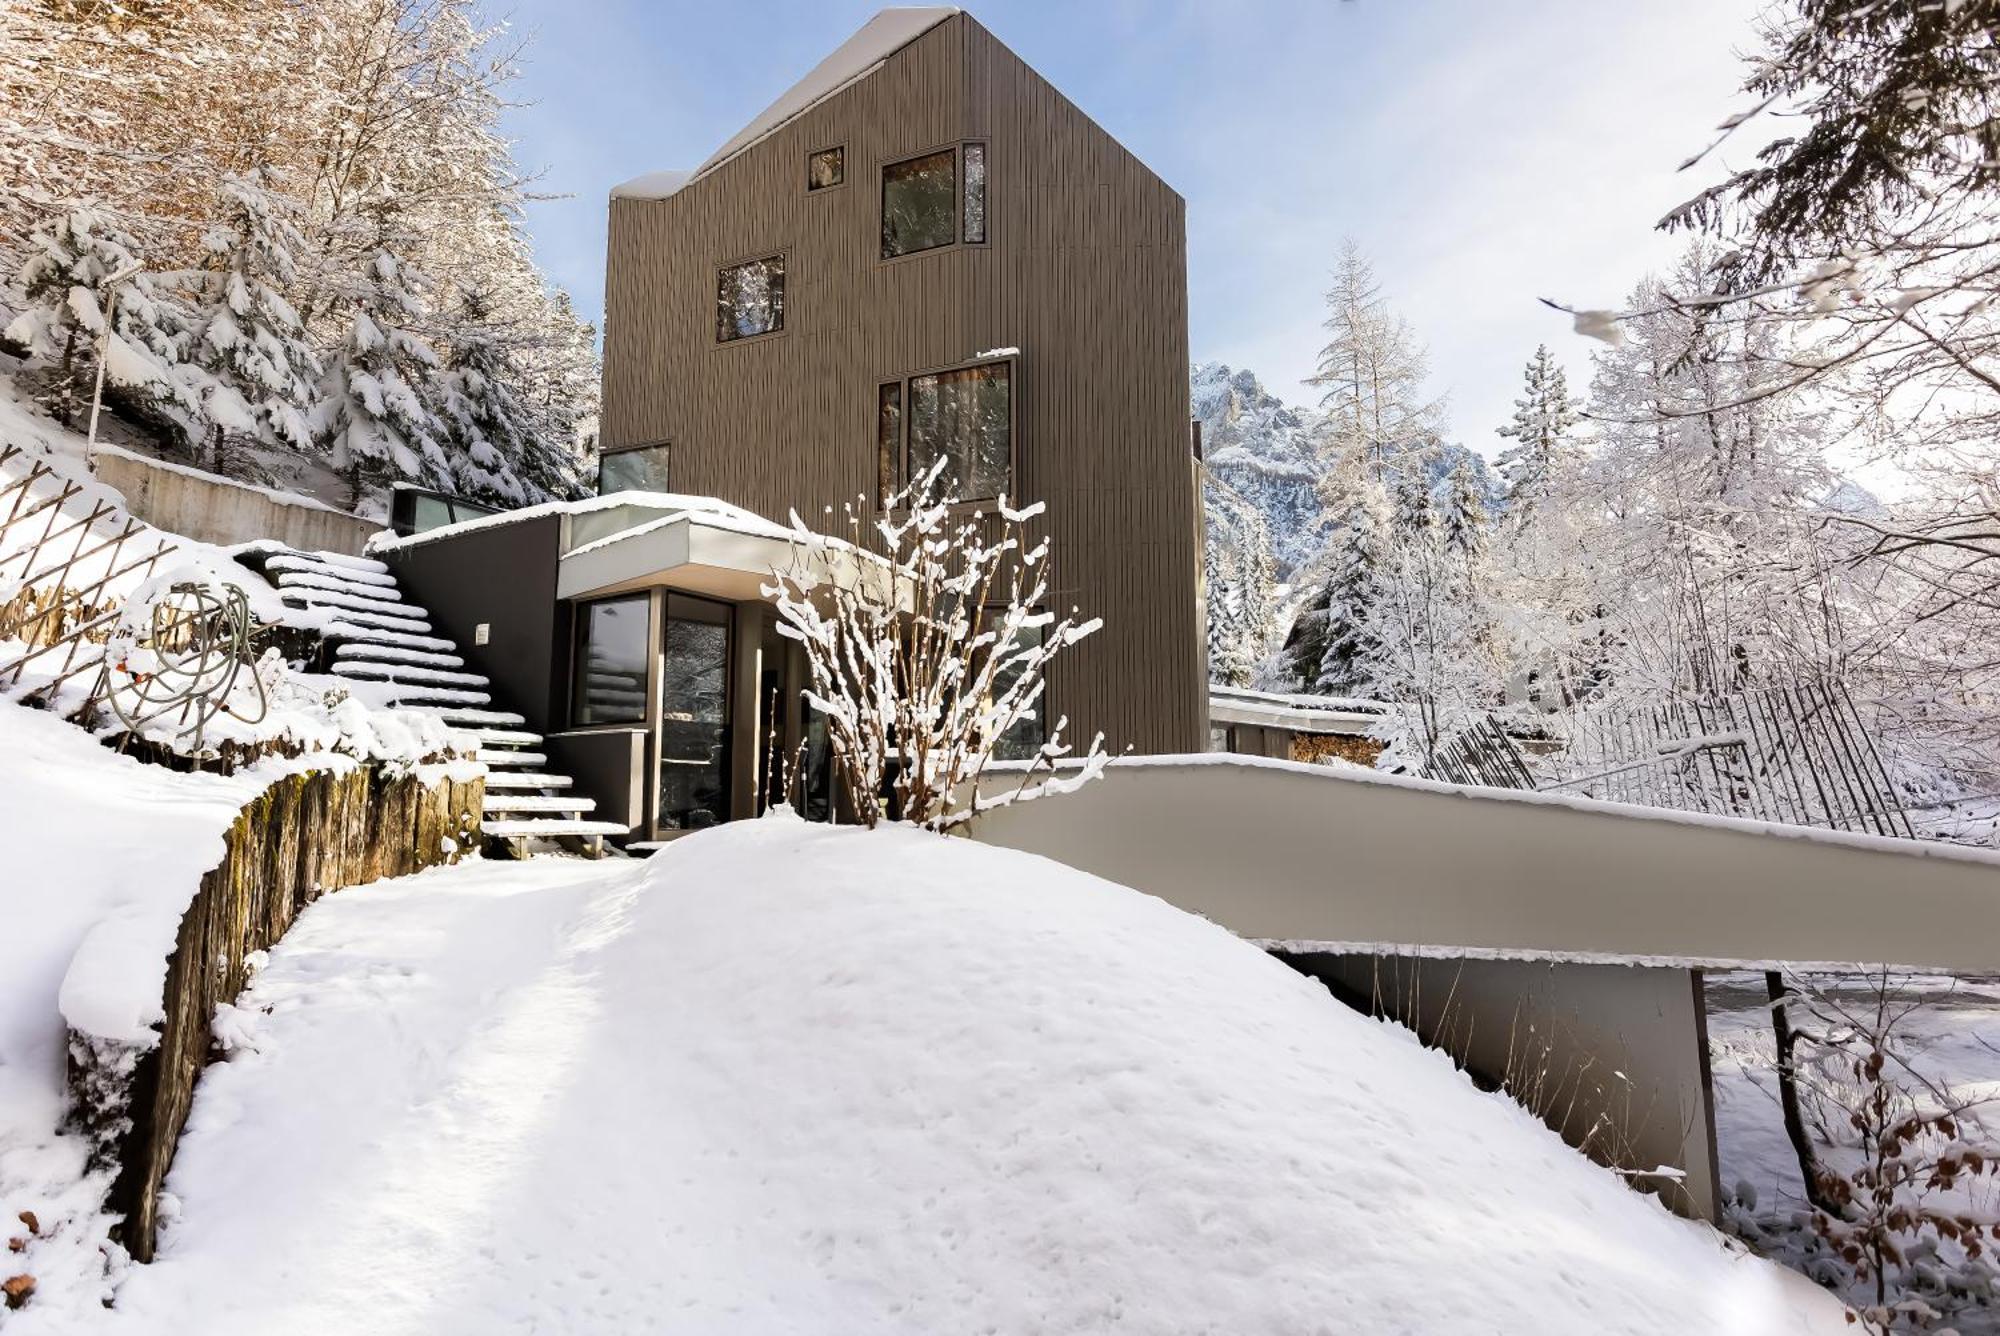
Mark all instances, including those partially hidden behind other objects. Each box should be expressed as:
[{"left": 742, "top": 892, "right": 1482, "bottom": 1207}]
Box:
[{"left": 69, "top": 760, "right": 483, "bottom": 1262}]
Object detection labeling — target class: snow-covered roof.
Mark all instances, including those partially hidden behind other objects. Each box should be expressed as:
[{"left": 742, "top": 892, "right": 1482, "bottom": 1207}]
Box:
[
  {"left": 610, "top": 8, "right": 960, "bottom": 203},
  {"left": 609, "top": 169, "right": 693, "bottom": 202},
  {"left": 365, "top": 490, "right": 782, "bottom": 555},
  {"left": 1208, "top": 683, "right": 1386, "bottom": 733}
]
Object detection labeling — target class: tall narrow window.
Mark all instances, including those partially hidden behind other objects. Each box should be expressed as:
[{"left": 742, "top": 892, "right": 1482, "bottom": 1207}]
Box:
[
  {"left": 573, "top": 595, "right": 649, "bottom": 726},
  {"left": 876, "top": 381, "right": 902, "bottom": 503},
  {"left": 716, "top": 254, "right": 785, "bottom": 342},
  {"left": 881, "top": 149, "right": 957, "bottom": 258},
  {"left": 962, "top": 143, "right": 986, "bottom": 244},
  {"left": 905, "top": 361, "right": 1011, "bottom": 501}
]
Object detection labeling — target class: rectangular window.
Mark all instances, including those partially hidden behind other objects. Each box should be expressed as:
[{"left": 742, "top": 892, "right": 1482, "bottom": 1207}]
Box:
[
  {"left": 716, "top": 254, "right": 785, "bottom": 342},
  {"left": 598, "top": 442, "right": 670, "bottom": 495},
  {"left": 962, "top": 142, "right": 986, "bottom": 244},
  {"left": 808, "top": 145, "right": 844, "bottom": 191},
  {"left": 573, "top": 595, "right": 649, "bottom": 727},
  {"left": 658, "top": 595, "right": 731, "bottom": 831},
  {"left": 986, "top": 612, "right": 1044, "bottom": 761},
  {"left": 906, "top": 361, "right": 1011, "bottom": 501},
  {"left": 876, "top": 381, "right": 901, "bottom": 504},
  {"left": 881, "top": 149, "right": 957, "bottom": 258}
]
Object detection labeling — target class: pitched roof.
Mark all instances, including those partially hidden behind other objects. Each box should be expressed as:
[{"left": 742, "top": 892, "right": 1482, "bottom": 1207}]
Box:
[{"left": 609, "top": 7, "right": 959, "bottom": 203}]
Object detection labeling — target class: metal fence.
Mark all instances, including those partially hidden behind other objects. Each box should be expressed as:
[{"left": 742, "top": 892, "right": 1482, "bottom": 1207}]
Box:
[{"left": 1424, "top": 680, "right": 1915, "bottom": 839}]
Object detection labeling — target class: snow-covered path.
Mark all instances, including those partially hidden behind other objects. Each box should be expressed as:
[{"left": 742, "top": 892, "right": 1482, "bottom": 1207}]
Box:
[{"left": 61, "top": 818, "right": 1847, "bottom": 1335}]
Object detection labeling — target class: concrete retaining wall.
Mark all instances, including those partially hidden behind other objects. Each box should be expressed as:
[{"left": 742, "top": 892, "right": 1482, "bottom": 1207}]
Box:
[{"left": 96, "top": 447, "right": 380, "bottom": 555}]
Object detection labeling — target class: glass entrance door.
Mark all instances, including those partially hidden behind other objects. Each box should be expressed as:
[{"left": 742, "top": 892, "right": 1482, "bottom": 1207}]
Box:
[{"left": 657, "top": 594, "right": 731, "bottom": 832}]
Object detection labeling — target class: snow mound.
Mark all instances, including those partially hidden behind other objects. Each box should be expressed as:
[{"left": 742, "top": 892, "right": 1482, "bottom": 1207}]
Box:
[{"left": 81, "top": 816, "right": 1845, "bottom": 1334}]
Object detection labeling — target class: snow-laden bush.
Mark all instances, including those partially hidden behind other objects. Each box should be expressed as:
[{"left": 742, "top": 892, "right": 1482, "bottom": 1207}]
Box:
[{"left": 765, "top": 463, "right": 1107, "bottom": 831}]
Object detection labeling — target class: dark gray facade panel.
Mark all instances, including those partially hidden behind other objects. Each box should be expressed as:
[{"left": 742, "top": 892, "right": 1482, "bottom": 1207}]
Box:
[{"left": 385, "top": 516, "right": 566, "bottom": 732}]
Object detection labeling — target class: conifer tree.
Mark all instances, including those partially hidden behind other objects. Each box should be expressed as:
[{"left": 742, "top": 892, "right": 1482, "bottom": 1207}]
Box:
[
  {"left": 1440, "top": 455, "right": 1490, "bottom": 566},
  {"left": 433, "top": 285, "right": 538, "bottom": 505},
  {"left": 312, "top": 247, "right": 449, "bottom": 506},
  {"left": 1308, "top": 239, "right": 1441, "bottom": 487},
  {"left": 4, "top": 204, "right": 184, "bottom": 429},
  {"left": 182, "top": 169, "right": 320, "bottom": 461},
  {"left": 1495, "top": 344, "right": 1581, "bottom": 513}
]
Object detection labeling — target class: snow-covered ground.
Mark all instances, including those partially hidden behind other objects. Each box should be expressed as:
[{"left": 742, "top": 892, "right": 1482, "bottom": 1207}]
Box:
[
  {"left": 0, "top": 703, "right": 302, "bottom": 1315},
  {"left": 8, "top": 815, "right": 1843, "bottom": 1334},
  {"left": 1706, "top": 970, "right": 2000, "bottom": 1328}
]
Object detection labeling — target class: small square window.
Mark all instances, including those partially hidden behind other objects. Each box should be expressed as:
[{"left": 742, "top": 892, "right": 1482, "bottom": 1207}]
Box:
[
  {"left": 808, "top": 145, "right": 844, "bottom": 191},
  {"left": 716, "top": 254, "right": 784, "bottom": 342}
]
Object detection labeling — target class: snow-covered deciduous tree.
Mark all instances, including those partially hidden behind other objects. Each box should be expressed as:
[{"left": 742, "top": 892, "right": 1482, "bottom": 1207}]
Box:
[
  {"left": 1495, "top": 343, "right": 1582, "bottom": 514},
  {"left": 764, "top": 463, "right": 1108, "bottom": 833},
  {"left": 312, "top": 248, "right": 448, "bottom": 504},
  {"left": 1202, "top": 472, "right": 1278, "bottom": 687},
  {"left": 4, "top": 204, "right": 188, "bottom": 432},
  {"left": 1307, "top": 238, "right": 1443, "bottom": 488},
  {"left": 180, "top": 170, "right": 320, "bottom": 462}
]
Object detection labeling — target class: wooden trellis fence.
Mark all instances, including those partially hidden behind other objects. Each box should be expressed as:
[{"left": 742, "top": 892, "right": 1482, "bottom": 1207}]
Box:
[
  {"left": 1423, "top": 680, "right": 1915, "bottom": 839},
  {"left": 0, "top": 444, "right": 179, "bottom": 699}
]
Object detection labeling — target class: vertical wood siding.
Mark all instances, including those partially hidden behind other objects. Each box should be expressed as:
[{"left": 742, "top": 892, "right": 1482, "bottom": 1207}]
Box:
[{"left": 601, "top": 15, "right": 1205, "bottom": 754}]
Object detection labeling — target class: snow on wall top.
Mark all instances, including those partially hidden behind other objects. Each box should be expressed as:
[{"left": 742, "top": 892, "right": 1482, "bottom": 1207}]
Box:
[
  {"left": 609, "top": 169, "right": 693, "bottom": 201},
  {"left": 610, "top": 8, "right": 960, "bottom": 203},
  {"left": 366, "top": 489, "right": 781, "bottom": 554}
]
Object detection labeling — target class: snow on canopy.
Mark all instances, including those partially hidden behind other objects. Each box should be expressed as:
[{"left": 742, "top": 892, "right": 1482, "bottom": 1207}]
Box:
[{"left": 83, "top": 816, "right": 1846, "bottom": 1334}]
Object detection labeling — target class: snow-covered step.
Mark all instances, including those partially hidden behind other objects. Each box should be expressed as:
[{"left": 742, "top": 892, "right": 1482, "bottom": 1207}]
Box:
[
  {"left": 331, "top": 660, "right": 491, "bottom": 689},
  {"left": 305, "top": 549, "right": 392, "bottom": 576},
  {"left": 276, "top": 570, "right": 412, "bottom": 610},
  {"left": 437, "top": 707, "right": 526, "bottom": 728},
  {"left": 482, "top": 771, "right": 573, "bottom": 790},
  {"left": 481, "top": 794, "right": 597, "bottom": 814},
  {"left": 283, "top": 591, "right": 430, "bottom": 629},
  {"left": 360, "top": 684, "right": 494, "bottom": 708},
  {"left": 482, "top": 818, "right": 627, "bottom": 839},
  {"left": 322, "top": 623, "right": 457, "bottom": 654},
  {"left": 266, "top": 553, "right": 400, "bottom": 589},
  {"left": 474, "top": 727, "right": 542, "bottom": 747},
  {"left": 335, "top": 642, "right": 466, "bottom": 670},
  {"left": 477, "top": 749, "right": 548, "bottom": 767}
]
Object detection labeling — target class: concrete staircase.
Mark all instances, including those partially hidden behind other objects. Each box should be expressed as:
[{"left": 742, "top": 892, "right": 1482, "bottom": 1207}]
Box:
[{"left": 255, "top": 547, "right": 626, "bottom": 857}]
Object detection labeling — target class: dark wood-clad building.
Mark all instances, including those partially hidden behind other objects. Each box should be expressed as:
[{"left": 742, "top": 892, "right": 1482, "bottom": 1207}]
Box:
[{"left": 598, "top": 6, "right": 1207, "bottom": 758}]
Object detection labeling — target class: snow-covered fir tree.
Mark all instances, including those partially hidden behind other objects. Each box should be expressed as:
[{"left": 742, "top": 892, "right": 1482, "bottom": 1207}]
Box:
[
  {"left": 1283, "top": 469, "right": 1390, "bottom": 696},
  {"left": 1495, "top": 344, "right": 1581, "bottom": 514},
  {"left": 181, "top": 170, "right": 320, "bottom": 461},
  {"left": 313, "top": 247, "right": 449, "bottom": 505},
  {"left": 433, "top": 285, "right": 545, "bottom": 506},
  {"left": 1202, "top": 473, "right": 1278, "bottom": 687},
  {"left": 1440, "top": 454, "right": 1490, "bottom": 566},
  {"left": 4, "top": 204, "right": 187, "bottom": 430}
]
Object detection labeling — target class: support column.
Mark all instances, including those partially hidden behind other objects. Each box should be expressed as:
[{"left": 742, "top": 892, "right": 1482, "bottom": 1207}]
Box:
[{"left": 729, "top": 601, "right": 763, "bottom": 821}]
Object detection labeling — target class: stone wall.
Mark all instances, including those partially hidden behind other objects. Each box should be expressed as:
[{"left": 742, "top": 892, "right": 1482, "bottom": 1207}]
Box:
[
  {"left": 73, "top": 761, "right": 482, "bottom": 1261},
  {"left": 95, "top": 447, "right": 380, "bottom": 556}
]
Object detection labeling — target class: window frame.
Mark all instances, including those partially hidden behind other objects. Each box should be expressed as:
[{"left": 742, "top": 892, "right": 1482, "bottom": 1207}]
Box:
[
  {"left": 569, "top": 592, "right": 654, "bottom": 730},
  {"left": 597, "top": 440, "right": 671, "bottom": 496},
  {"left": 875, "top": 352, "right": 1017, "bottom": 509},
  {"left": 806, "top": 143, "right": 847, "bottom": 193},
  {"left": 713, "top": 249, "right": 788, "bottom": 345},
  {"left": 877, "top": 141, "right": 990, "bottom": 265}
]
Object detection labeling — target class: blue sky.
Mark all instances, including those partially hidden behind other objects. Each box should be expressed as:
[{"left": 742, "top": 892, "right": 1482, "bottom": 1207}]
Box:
[{"left": 498, "top": 0, "right": 1763, "bottom": 454}]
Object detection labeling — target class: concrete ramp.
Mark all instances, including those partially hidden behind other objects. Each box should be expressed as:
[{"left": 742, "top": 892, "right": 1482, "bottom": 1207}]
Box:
[{"left": 968, "top": 755, "right": 2000, "bottom": 972}]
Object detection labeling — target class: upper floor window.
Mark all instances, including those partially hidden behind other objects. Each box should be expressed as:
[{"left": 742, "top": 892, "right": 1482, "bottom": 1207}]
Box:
[
  {"left": 877, "top": 356, "right": 1012, "bottom": 503},
  {"left": 599, "top": 441, "right": 670, "bottom": 495},
  {"left": 881, "top": 143, "right": 987, "bottom": 260},
  {"left": 808, "top": 145, "right": 845, "bottom": 191},
  {"left": 716, "top": 254, "right": 785, "bottom": 342}
]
